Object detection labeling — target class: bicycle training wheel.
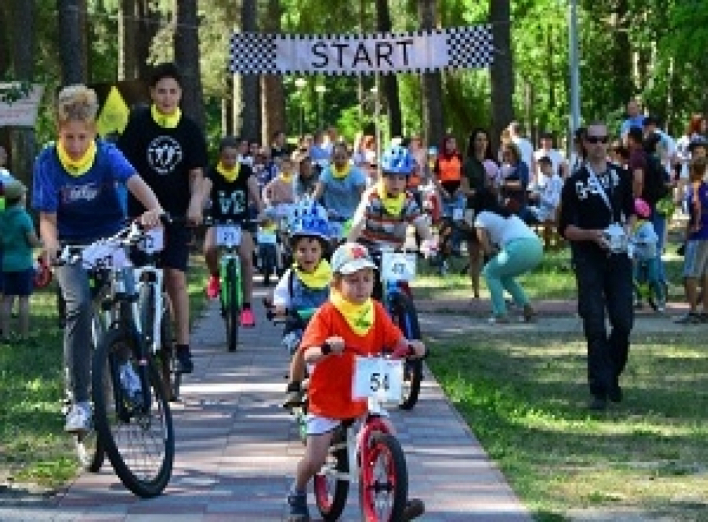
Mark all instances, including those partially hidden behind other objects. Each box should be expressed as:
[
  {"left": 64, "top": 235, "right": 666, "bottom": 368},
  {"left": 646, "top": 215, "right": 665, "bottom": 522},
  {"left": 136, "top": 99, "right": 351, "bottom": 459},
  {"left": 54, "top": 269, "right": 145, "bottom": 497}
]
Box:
[
  {"left": 391, "top": 293, "right": 423, "bottom": 410},
  {"left": 314, "top": 427, "right": 349, "bottom": 521},
  {"left": 224, "top": 259, "right": 240, "bottom": 352},
  {"left": 359, "top": 433, "right": 408, "bottom": 522},
  {"left": 92, "top": 328, "right": 175, "bottom": 498}
]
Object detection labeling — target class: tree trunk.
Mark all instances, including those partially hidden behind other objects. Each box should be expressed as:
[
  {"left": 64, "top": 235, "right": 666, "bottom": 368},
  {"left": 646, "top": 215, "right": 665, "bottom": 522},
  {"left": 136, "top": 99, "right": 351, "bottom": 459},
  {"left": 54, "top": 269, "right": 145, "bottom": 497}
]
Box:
[
  {"left": 118, "top": 0, "right": 138, "bottom": 80},
  {"left": 611, "top": 0, "right": 633, "bottom": 107},
  {"left": 0, "top": 4, "right": 11, "bottom": 76},
  {"left": 375, "top": 0, "right": 402, "bottom": 138},
  {"left": 260, "top": 0, "right": 286, "bottom": 145},
  {"left": 238, "top": 0, "right": 260, "bottom": 142},
  {"left": 418, "top": 0, "right": 444, "bottom": 146},
  {"left": 489, "top": 0, "right": 514, "bottom": 153},
  {"left": 9, "top": 0, "right": 36, "bottom": 188},
  {"left": 57, "top": 0, "right": 87, "bottom": 84},
  {"left": 136, "top": 0, "right": 159, "bottom": 80},
  {"left": 174, "top": 0, "right": 205, "bottom": 130}
]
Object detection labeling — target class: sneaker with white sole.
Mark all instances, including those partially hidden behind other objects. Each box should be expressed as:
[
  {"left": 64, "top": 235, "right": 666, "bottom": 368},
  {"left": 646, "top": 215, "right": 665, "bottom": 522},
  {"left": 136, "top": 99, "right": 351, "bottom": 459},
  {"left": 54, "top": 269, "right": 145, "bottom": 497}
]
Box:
[{"left": 65, "top": 402, "right": 92, "bottom": 433}]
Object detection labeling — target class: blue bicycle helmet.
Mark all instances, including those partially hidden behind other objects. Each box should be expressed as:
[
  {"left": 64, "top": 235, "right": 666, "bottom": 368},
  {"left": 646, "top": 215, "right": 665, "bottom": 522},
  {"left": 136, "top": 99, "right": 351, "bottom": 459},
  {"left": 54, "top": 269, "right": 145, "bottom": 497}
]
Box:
[
  {"left": 380, "top": 145, "right": 416, "bottom": 176},
  {"left": 288, "top": 199, "right": 330, "bottom": 242}
]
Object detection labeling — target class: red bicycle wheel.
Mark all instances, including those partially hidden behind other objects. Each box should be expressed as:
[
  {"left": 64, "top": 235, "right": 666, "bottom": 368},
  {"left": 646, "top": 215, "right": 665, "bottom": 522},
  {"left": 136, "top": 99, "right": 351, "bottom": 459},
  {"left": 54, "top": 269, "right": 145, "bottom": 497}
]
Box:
[
  {"left": 359, "top": 432, "right": 408, "bottom": 521},
  {"left": 314, "top": 428, "right": 349, "bottom": 521}
]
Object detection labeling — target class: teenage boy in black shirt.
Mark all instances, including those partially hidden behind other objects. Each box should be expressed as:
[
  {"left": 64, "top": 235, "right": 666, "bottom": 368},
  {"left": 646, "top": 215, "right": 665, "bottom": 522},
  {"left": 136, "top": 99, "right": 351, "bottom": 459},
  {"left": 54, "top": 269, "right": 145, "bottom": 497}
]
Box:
[
  {"left": 118, "top": 63, "right": 208, "bottom": 374},
  {"left": 203, "top": 136, "right": 264, "bottom": 326},
  {"left": 558, "top": 122, "right": 636, "bottom": 411}
]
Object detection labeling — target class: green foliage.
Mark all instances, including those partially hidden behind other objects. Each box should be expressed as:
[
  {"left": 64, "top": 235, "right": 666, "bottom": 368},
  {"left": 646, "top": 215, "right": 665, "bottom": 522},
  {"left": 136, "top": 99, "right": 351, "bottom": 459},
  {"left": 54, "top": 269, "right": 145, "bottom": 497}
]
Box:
[{"left": 0, "top": 81, "right": 33, "bottom": 103}]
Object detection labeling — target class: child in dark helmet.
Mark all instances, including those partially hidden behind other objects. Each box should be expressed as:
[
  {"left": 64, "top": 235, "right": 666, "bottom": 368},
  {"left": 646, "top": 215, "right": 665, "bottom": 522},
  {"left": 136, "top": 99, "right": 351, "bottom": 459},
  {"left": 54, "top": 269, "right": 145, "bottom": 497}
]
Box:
[{"left": 271, "top": 200, "right": 332, "bottom": 408}]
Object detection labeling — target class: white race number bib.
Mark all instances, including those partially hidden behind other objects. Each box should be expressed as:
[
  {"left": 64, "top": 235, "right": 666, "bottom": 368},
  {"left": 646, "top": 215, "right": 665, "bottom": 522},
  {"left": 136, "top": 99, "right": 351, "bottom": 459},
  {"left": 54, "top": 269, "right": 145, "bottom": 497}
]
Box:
[
  {"left": 216, "top": 225, "right": 242, "bottom": 247},
  {"left": 381, "top": 252, "right": 416, "bottom": 282},
  {"left": 352, "top": 357, "right": 404, "bottom": 403},
  {"left": 137, "top": 228, "right": 165, "bottom": 254},
  {"left": 82, "top": 242, "right": 129, "bottom": 270}
]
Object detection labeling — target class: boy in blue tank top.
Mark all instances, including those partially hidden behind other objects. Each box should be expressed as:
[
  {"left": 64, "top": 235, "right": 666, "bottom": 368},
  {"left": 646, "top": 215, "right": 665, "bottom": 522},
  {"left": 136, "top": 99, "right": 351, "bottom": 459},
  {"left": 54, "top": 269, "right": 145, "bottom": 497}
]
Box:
[{"left": 269, "top": 200, "right": 331, "bottom": 407}]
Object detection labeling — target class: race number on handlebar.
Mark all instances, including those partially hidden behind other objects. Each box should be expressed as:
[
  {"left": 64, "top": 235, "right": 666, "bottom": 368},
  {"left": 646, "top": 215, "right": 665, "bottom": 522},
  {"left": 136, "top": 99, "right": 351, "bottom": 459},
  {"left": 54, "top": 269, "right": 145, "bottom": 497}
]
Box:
[
  {"left": 352, "top": 356, "right": 404, "bottom": 403},
  {"left": 380, "top": 252, "right": 416, "bottom": 282},
  {"left": 216, "top": 225, "right": 242, "bottom": 247}
]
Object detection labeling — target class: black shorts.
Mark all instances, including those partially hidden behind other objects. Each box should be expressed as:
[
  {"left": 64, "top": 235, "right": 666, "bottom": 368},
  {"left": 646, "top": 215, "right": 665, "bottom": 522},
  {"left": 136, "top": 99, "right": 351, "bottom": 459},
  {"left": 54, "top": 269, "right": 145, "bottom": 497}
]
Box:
[
  {"left": 3, "top": 269, "right": 34, "bottom": 297},
  {"left": 161, "top": 223, "right": 192, "bottom": 272}
]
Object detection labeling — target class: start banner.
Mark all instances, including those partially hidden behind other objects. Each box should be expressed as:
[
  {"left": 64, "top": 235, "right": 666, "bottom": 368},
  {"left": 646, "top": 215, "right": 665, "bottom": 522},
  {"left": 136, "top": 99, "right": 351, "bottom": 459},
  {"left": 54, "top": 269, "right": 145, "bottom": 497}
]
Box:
[{"left": 229, "top": 26, "right": 494, "bottom": 75}]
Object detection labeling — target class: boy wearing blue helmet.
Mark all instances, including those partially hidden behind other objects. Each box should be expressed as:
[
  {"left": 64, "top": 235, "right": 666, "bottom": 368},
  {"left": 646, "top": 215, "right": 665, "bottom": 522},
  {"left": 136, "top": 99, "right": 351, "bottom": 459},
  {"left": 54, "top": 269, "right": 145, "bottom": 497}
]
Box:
[
  {"left": 272, "top": 199, "right": 333, "bottom": 407},
  {"left": 347, "top": 144, "right": 435, "bottom": 256}
]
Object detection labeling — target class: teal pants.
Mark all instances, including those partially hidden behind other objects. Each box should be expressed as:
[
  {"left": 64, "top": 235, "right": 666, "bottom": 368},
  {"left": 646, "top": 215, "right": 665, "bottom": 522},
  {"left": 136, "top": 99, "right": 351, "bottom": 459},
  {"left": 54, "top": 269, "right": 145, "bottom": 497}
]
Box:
[{"left": 483, "top": 237, "right": 543, "bottom": 316}]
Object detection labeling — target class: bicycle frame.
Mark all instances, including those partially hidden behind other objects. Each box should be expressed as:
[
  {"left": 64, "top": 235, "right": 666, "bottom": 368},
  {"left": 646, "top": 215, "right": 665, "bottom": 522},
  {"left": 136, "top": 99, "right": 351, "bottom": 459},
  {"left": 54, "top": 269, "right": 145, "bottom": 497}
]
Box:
[{"left": 133, "top": 264, "right": 166, "bottom": 354}]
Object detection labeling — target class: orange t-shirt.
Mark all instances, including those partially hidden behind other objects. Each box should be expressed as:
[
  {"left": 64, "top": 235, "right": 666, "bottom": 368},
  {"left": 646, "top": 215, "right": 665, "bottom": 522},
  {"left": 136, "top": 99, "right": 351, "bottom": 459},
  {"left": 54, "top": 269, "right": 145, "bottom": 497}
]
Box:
[
  {"left": 298, "top": 301, "right": 404, "bottom": 419},
  {"left": 435, "top": 155, "right": 462, "bottom": 183}
]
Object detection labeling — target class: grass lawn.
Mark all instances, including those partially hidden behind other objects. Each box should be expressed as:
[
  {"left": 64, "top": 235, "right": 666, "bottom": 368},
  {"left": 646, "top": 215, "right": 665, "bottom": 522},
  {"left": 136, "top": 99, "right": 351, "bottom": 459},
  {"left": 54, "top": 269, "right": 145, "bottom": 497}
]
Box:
[
  {"left": 0, "top": 262, "right": 207, "bottom": 489},
  {"left": 427, "top": 329, "right": 708, "bottom": 521}
]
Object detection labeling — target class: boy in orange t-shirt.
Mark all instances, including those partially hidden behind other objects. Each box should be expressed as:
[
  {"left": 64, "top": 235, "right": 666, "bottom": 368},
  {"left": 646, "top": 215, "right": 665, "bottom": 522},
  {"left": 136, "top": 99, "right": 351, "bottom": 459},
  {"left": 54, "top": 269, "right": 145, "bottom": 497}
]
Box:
[{"left": 286, "top": 242, "right": 426, "bottom": 522}]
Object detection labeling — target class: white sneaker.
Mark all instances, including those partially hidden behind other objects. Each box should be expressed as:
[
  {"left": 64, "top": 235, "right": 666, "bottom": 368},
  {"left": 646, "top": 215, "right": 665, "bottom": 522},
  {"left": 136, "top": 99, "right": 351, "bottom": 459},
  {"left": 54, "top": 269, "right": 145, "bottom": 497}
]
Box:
[{"left": 65, "top": 402, "right": 92, "bottom": 433}]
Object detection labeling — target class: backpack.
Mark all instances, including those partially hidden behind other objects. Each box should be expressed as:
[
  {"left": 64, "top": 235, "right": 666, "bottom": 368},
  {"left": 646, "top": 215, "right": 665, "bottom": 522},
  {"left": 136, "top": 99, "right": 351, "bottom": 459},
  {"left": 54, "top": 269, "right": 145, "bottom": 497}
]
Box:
[{"left": 642, "top": 154, "right": 669, "bottom": 207}]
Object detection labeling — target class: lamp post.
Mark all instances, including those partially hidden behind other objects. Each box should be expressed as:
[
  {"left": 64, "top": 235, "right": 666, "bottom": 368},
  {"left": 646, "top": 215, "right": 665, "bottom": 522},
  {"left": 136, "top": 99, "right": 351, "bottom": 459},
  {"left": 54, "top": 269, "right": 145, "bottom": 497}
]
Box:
[
  {"left": 294, "top": 77, "right": 307, "bottom": 138},
  {"left": 315, "top": 84, "right": 326, "bottom": 129},
  {"left": 371, "top": 80, "right": 381, "bottom": 166},
  {"left": 568, "top": 0, "right": 581, "bottom": 133}
]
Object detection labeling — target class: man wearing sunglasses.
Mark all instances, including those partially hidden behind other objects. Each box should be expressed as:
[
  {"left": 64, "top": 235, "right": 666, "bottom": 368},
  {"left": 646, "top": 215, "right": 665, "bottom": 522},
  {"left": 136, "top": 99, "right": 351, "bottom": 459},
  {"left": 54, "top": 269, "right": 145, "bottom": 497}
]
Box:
[{"left": 558, "top": 123, "right": 636, "bottom": 411}]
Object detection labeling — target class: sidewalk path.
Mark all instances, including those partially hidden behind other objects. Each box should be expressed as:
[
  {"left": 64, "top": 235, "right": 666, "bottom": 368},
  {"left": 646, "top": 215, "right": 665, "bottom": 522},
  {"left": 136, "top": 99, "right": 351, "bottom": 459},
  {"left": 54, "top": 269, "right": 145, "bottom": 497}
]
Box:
[{"left": 0, "top": 293, "right": 532, "bottom": 521}]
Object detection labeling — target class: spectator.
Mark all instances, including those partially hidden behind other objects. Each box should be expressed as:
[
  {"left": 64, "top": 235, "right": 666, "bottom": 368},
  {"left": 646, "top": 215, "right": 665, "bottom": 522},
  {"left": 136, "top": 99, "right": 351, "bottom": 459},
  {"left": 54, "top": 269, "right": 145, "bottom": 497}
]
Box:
[
  {"left": 293, "top": 149, "right": 319, "bottom": 199},
  {"left": 507, "top": 121, "right": 536, "bottom": 174},
  {"left": 433, "top": 134, "right": 465, "bottom": 255},
  {"left": 309, "top": 130, "right": 330, "bottom": 164},
  {"left": 675, "top": 156, "right": 708, "bottom": 323},
  {"left": 569, "top": 127, "right": 587, "bottom": 174},
  {"left": 270, "top": 130, "right": 292, "bottom": 160},
  {"left": 0, "top": 181, "right": 41, "bottom": 340},
  {"left": 627, "top": 127, "right": 647, "bottom": 198},
  {"left": 620, "top": 99, "right": 645, "bottom": 142},
  {"left": 631, "top": 198, "right": 665, "bottom": 312},
  {"left": 534, "top": 131, "right": 567, "bottom": 185},
  {"left": 527, "top": 156, "right": 563, "bottom": 248},
  {"left": 675, "top": 115, "right": 707, "bottom": 212},
  {"left": 642, "top": 116, "right": 676, "bottom": 173},
  {"left": 473, "top": 189, "right": 543, "bottom": 324},
  {"left": 559, "top": 121, "right": 635, "bottom": 411},
  {"left": 498, "top": 141, "right": 530, "bottom": 217}
]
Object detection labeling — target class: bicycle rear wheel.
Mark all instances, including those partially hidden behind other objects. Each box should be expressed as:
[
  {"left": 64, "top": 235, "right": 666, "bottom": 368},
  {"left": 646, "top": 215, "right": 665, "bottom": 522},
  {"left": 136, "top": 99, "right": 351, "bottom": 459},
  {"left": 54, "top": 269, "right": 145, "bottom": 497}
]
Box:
[
  {"left": 391, "top": 293, "right": 423, "bottom": 410},
  {"left": 223, "top": 259, "right": 240, "bottom": 352},
  {"left": 314, "top": 427, "right": 349, "bottom": 521},
  {"left": 359, "top": 433, "right": 408, "bottom": 522},
  {"left": 92, "top": 328, "right": 174, "bottom": 498}
]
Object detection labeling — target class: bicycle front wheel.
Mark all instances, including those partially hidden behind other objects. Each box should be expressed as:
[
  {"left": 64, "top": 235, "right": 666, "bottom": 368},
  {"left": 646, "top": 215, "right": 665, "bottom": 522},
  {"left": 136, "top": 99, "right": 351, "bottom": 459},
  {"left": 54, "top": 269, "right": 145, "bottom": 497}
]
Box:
[
  {"left": 223, "top": 259, "right": 240, "bottom": 352},
  {"left": 359, "top": 433, "right": 408, "bottom": 522},
  {"left": 314, "top": 427, "right": 349, "bottom": 521},
  {"left": 391, "top": 293, "right": 423, "bottom": 410},
  {"left": 92, "top": 328, "right": 174, "bottom": 498}
]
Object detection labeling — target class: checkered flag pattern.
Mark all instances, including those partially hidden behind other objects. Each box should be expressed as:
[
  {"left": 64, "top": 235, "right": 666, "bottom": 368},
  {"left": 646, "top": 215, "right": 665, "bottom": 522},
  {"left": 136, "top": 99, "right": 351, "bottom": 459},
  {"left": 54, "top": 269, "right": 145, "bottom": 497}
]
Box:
[
  {"left": 446, "top": 25, "right": 494, "bottom": 69},
  {"left": 229, "top": 33, "right": 277, "bottom": 74}
]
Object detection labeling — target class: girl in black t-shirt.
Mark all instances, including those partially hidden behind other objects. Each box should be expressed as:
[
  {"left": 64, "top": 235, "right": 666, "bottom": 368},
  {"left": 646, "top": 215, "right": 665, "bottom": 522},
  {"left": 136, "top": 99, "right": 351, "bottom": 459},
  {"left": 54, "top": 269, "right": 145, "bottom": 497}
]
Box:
[{"left": 203, "top": 137, "right": 264, "bottom": 327}]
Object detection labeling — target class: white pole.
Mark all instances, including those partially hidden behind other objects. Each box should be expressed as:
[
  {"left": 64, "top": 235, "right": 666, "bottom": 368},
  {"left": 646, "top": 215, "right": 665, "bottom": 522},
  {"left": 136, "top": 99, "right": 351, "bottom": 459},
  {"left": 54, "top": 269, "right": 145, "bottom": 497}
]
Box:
[
  {"left": 569, "top": 0, "right": 581, "bottom": 132},
  {"left": 375, "top": 73, "right": 382, "bottom": 172}
]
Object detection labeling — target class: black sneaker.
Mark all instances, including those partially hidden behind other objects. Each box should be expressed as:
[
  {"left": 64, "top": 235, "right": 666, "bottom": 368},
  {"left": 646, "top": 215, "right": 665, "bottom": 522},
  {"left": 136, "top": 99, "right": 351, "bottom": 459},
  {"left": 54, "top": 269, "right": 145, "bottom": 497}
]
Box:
[
  {"left": 609, "top": 385, "right": 623, "bottom": 403},
  {"left": 588, "top": 396, "right": 608, "bottom": 411},
  {"left": 403, "top": 498, "right": 426, "bottom": 520},
  {"left": 174, "top": 348, "right": 194, "bottom": 374},
  {"left": 286, "top": 492, "right": 310, "bottom": 521}
]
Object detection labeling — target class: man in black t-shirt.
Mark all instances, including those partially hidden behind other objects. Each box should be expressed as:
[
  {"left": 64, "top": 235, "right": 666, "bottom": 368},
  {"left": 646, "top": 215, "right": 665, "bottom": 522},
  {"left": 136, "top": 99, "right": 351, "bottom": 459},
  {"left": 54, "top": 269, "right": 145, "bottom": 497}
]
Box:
[
  {"left": 117, "top": 63, "right": 208, "bottom": 374},
  {"left": 203, "top": 136, "right": 264, "bottom": 327},
  {"left": 558, "top": 122, "right": 636, "bottom": 411}
]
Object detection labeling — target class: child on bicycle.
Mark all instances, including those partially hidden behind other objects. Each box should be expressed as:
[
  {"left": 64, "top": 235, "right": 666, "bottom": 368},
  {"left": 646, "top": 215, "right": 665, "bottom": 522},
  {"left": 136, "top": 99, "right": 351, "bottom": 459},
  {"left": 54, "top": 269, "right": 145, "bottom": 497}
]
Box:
[
  {"left": 287, "top": 242, "right": 426, "bottom": 522},
  {"left": 630, "top": 198, "right": 665, "bottom": 311},
  {"left": 347, "top": 144, "right": 436, "bottom": 298},
  {"left": 270, "top": 200, "right": 331, "bottom": 408},
  {"left": 203, "top": 136, "right": 264, "bottom": 327}
]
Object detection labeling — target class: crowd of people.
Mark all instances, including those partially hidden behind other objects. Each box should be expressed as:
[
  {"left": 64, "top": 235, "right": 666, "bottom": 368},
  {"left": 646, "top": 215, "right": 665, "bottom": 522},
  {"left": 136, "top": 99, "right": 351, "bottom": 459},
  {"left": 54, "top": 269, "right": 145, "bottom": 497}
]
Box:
[{"left": 2, "top": 60, "right": 708, "bottom": 517}]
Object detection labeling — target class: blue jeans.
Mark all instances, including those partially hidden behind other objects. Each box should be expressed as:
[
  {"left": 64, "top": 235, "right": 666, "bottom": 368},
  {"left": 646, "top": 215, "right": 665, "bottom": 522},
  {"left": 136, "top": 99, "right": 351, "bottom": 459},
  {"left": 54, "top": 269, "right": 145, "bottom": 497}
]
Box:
[
  {"left": 441, "top": 192, "right": 467, "bottom": 251},
  {"left": 483, "top": 237, "right": 543, "bottom": 316},
  {"left": 651, "top": 211, "right": 667, "bottom": 284},
  {"left": 574, "top": 252, "right": 634, "bottom": 399},
  {"left": 634, "top": 256, "right": 665, "bottom": 303}
]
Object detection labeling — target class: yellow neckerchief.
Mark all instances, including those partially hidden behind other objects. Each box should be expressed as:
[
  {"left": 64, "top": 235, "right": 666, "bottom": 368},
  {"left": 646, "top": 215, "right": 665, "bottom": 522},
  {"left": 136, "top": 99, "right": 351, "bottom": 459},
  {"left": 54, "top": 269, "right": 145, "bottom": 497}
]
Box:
[
  {"left": 261, "top": 221, "right": 277, "bottom": 232},
  {"left": 331, "top": 163, "right": 350, "bottom": 179},
  {"left": 150, "top": 104, "right": 182, "bottom": 129},
  {"left": 330, "top": 289, "right": 375, "bottom": 336},
  {"left": 280, "top": 171, "right": 294, "bottom": 183},
  {"left": 56, "top": 140, "right": 97, "bottom": 177},
  {"left": 293, "top": 259, "right": 332, "bottom": 289},
  {"left": 217, "top": 161, "right": 240, "bottom": 182},
  {"left": 376, "top": 180, "right": 406, "bottom": 216}
]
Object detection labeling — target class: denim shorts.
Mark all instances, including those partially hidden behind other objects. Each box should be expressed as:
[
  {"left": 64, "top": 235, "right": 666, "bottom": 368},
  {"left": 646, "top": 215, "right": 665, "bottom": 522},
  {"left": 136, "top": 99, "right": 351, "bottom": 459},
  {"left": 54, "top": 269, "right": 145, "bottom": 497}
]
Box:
[
  {"left": 683, "top": 240, "right": 708, "bottom": 278},
  {"left": 2, "top": 269, "right": 34, "bottom": 297}
]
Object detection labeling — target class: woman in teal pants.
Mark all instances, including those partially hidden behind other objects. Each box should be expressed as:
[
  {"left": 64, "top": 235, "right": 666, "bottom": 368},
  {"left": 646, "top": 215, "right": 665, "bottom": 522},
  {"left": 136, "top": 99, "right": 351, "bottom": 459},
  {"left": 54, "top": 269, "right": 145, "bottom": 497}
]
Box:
[{"left": 473, "top": 190, "right": 544, "bottom": 323}]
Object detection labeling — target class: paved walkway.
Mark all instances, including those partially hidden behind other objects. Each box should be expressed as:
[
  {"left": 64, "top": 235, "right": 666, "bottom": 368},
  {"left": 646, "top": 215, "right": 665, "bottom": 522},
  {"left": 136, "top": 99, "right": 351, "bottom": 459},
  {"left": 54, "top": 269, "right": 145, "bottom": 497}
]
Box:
[{"left": 0, "top": 291, "right": 532, "bottom": 521}]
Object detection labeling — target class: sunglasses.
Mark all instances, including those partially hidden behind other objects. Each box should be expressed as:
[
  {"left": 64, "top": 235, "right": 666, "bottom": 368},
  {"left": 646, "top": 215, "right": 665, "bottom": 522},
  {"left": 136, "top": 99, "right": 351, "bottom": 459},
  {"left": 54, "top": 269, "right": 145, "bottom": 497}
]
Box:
[{"left": 586, "top": 135, "right": 609, "bottom": 144}]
